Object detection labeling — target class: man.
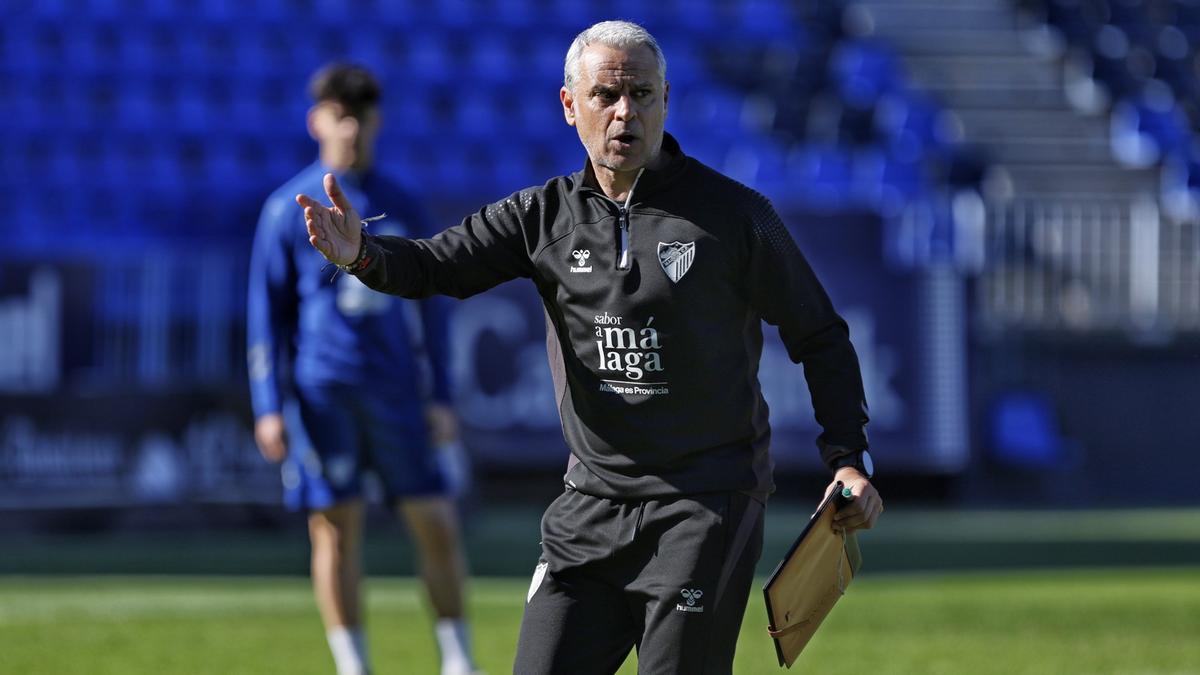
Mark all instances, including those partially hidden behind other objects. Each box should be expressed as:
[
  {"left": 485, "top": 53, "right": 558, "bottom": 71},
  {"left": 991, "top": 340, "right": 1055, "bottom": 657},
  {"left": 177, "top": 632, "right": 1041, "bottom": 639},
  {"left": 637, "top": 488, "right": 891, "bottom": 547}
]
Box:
[
  {"left": 299, "top": 22, "right": 883, "bottom": 674},
  {"left": 247, "top": 63, "right": 478, "bottom": 675}
]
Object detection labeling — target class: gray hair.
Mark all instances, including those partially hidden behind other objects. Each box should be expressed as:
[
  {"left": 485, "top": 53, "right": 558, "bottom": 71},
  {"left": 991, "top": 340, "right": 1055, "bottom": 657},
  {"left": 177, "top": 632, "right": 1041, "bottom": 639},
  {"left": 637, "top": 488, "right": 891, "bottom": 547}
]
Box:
[{"left": 563, "top": 20, "right": 667, "bottom": 91}]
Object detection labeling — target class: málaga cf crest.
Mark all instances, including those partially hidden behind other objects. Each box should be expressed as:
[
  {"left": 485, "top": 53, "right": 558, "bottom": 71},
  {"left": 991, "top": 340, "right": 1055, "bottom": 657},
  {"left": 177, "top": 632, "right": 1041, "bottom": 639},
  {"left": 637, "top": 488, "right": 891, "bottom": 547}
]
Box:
[{"left": 657, "top": 241, "right": 695, "bottom": 283}]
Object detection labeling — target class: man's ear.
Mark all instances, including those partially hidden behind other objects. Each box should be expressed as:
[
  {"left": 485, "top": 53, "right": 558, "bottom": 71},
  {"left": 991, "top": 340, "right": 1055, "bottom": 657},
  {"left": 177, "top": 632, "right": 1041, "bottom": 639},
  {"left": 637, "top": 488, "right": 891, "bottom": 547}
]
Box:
[
  {"left": 306, "top": 104, "right": 323, "bottom": 142},
  {"left": 560, "top": 86, "right": 577, "bottom": 127},
  {"left": 663, "top": 81, "right": 669, "bottom": 119}
]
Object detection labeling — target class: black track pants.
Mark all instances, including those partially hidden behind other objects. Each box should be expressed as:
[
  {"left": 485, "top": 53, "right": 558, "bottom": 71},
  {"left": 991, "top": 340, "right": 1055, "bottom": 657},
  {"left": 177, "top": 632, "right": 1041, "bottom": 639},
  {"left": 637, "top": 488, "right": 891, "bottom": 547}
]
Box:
[{"left": 513, "top": 489, "right": 765, "bottom": 675}]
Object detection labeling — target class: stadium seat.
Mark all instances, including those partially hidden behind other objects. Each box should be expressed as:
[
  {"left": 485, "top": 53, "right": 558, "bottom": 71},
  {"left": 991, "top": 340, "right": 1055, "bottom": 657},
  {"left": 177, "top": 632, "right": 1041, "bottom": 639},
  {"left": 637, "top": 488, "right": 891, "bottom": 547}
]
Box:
[
  {"left": 666, "top": 0, "right": 722, "bottom": 37},
  {"left": 1044, "top": 0, "right": 1105, "bottom": 49},
  {"left": 406, "top": 33, "right": 456, "bottom": 86},
  {"left": 988, "top": 391, "right": 1073, "bottom": 469},
  {"left": 723, "top": 137, "right": 789, "bottom": 198},
  {"left": 671, "top": 88, "right": 750, "bottom": 144},
  {"left": 875, "top": 89, "right": 959, "bottom": 160},
  {"left": 466, "top": 34, "right": 520, "bottom": 84},
  {"left": 1089, "top": 24, "right": 1144, "bottom": 102},
  {"left": 383, "top": 82, "right": 439, "bottom": 141},
  {"left": 488, "top": 0, "right": 539, "bottom": 29},
  {"left": 115, "top": 80, "right": 159, "bottom": 132},
  {"left": 786, "top": 143, "right": 854, "bottom": 211},
  {"left": 732, "top": 0, "right": 798, "bottom": 39},
  {"left": 1110, "top": 79, "right": 1190, "bottom": 167},
  {"left": 1151, "top": 25, "right": 1197, "bottom": 101},
  {"left": 829, "top": 37, "right": 904, "bottom": 111}
]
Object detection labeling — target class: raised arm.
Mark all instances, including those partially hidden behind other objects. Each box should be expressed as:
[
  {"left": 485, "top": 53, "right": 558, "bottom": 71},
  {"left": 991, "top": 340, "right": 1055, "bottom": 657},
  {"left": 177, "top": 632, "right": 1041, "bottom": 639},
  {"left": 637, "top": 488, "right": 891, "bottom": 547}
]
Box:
[{"left": 302, "top": 178, "right": 542, "bottom": 300}]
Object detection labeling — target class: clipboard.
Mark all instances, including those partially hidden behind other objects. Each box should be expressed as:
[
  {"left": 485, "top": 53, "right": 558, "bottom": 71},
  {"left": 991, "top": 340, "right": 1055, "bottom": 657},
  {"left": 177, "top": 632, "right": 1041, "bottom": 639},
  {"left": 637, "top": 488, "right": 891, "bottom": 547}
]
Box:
[{"left": 762, "top": 482, "right": 863, "bottom": 668}]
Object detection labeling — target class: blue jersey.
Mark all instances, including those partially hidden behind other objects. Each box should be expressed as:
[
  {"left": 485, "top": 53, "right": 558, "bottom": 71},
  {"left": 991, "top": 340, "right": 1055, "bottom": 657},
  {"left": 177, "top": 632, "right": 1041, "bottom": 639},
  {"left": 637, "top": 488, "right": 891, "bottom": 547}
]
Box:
[{"left": 247, "top": 162, "right": 452, "bottom": 419}]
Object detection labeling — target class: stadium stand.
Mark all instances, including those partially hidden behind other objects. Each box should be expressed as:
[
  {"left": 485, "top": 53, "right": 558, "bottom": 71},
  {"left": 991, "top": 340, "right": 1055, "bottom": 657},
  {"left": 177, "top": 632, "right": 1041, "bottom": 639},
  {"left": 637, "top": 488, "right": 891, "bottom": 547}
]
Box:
[{"left": 3, "top": 0, "right": 971, "bottom": 245}]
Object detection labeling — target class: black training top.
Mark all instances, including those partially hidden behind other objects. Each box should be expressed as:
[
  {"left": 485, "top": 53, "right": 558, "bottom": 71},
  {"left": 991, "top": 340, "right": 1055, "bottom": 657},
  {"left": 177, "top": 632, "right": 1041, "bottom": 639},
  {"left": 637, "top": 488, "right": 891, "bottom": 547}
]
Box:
[{"left": 352, "top": 133, "right": 869, "bottom": 499}]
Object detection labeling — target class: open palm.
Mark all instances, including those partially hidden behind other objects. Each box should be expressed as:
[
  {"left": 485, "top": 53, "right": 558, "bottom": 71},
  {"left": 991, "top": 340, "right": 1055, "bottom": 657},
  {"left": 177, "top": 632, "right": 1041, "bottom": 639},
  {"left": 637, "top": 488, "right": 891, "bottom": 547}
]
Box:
[{"left": 296, "top": 173, "right": 362, "bottom": 266}]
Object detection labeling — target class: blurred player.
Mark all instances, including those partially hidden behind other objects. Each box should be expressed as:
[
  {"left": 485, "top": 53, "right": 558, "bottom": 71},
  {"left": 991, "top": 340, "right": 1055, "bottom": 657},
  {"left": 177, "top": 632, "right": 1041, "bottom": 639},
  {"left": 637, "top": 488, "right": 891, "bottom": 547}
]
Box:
[
  {"left": 247, "top": 63, "right": 478, "bottom": 675},
  {"left": 298, "top": 22, "right": 883, "bottom": 675}
]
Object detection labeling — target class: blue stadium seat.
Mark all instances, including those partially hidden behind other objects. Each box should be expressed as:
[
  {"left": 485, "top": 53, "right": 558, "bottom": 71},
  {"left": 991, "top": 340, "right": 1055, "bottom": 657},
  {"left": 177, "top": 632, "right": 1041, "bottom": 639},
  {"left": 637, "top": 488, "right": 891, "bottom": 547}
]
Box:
[
  {"left": 1133, "top": 86, "right": 1190, "bottom": 153},
  {"left": 1089, "top": 23, "right": 1143, "bottom": 101},
  {"left": 830, "top": 37, "right": 905, "bottom": 111},
  {"left": 550, "top": 0, "right": 607, "bottom": 30},
  {"left": 229, "top": 24, "right": 292, "bottom": 80},
  {"left": 27, "top": 0, "right": 70, "bottom": 20},
  {"left": 382, "top": 82, "right": 439, "bottom": 141},
  {"left": 430, "top": 140, "right": 477, "bottom": 193},
  {"left": 654, "top": 39, "right": 703, "bottom": 91},
  {"left": 435, "top": 0, "right": 480, "bottom": 30},
  {"left": 2, "top": 18, "right": 40, "bottom": 73},
  {"left": 489, "top": 147, "right": 540, "bottom": 192},
  {"left": 881, "top": 148, "right": 928, "bottom": 201},
  {"left": 453, "top": 90, "right": 493, "bottom": 141},
  {"left": 466, "top": 34, "right": 520, "bottom": 84},
  {"left": 406, "top": 33, "right": 455, "bottom": 85},
  {"left": 875, "top": 89, "right": 957, "bottom": 159},
  {"left": 786, "top": 143, "right": 854, "bottom": 211},
  {"left": 671, "top": 88, "right": 748, "bottom": 143},
  {"left": 1107, "top": 0, "right": 1157, "bottom": 46},
  {"left": 1044, "top": 0, "right": 1103, "bottom": 48},
  {"left": 517, "top": 96, "right": 567, "bottom": 143},
  {"left": 1152, "top": 25, "right": 1197, "bottom": 101},
  {"left": 666, "top": 0, "right": 722, "bottom": 37},
  {"left": 115, "top": 80, "right": 158, "bottom": 132},
  {"left": 988, "top": 391, "right": 1072, "bottom": 469},
  {"left": 529, "top": 34, "right": 570, "bottom": 85},
  {"left": 489, "top": 0, "right": 539, "bottom": 29},
  {"left": 732, "top": 0, "right": 798, "bottom": 39},
  {"left": 59, "top": 21, "right": 117, "bottom": 75},
  {"left": 722, "top": 138, "right": 789, "bottom": 198}
]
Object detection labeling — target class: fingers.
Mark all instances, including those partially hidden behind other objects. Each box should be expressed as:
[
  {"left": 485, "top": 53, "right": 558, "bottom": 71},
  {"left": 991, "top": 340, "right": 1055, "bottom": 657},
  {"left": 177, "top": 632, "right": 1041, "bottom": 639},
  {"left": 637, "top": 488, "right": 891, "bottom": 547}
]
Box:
[
  {"left": 832, "top": 485, "right": 883, "bottom": 533},
  {"left": 303, "top": 206, "right": 332, "bottom": 258},
  {"left": 324, "top": 172, "right": 354, "bottom": 213},
  {"left": 296, "top": 193, "right": 323, "bottom": 210}
]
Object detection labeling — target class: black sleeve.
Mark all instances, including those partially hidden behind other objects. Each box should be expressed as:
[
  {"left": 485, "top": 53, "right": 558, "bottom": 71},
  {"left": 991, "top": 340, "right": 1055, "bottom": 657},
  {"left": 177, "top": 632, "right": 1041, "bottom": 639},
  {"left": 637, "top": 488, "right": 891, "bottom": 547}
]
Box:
[
  {"left": 353, "top": 189, "right": 540, "bottom": 299},
  {"left": 741, "top": 190, "right": 870, "bottom": 463}
]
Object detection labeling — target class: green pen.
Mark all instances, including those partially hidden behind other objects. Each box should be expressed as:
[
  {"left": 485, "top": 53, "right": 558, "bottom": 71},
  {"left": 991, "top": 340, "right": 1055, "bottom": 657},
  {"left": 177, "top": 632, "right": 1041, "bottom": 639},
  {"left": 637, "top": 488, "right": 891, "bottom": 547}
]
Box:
[{"left": 841, "top": 486, "right": 853, "bottom": 499}]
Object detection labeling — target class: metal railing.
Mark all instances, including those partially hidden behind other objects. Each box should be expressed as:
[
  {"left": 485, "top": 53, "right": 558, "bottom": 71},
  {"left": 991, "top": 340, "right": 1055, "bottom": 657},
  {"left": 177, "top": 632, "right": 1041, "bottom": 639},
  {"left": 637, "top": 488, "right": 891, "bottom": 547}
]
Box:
[{"left": 978, "top": 197, "right": 1200, "bottom": 336}]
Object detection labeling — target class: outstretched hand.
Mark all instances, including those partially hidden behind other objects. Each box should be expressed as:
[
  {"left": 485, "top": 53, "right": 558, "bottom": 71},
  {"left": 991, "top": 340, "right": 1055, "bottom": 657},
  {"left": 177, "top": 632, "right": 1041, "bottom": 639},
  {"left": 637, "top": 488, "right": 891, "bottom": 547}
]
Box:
[{"left": 296, "top": 173, "right": 361, "bottom": 266}]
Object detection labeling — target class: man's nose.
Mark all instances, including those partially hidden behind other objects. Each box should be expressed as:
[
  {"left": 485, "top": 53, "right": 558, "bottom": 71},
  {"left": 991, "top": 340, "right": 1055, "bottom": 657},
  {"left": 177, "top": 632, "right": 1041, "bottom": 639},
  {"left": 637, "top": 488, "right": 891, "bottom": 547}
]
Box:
[{"left": 613, "top": 94, "right": 637, "bottom": 121}]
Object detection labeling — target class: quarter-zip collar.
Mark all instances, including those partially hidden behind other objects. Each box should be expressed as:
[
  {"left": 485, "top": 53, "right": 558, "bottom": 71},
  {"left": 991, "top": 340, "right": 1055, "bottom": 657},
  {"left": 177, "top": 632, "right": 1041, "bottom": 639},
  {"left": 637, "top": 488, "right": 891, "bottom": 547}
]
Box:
[
  {"left": 567, "top": 133, "right": 690, "bottom": 271},
  {"left": 570, "top": 132, "right": 690, "bottom": 203}
]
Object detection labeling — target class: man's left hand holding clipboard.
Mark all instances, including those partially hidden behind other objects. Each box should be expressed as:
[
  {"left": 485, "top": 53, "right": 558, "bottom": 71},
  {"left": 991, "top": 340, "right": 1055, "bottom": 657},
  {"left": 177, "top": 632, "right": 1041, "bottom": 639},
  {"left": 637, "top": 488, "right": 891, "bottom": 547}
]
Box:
[{"left": 826, "top": 466, "right": 884, "bottom": 534}]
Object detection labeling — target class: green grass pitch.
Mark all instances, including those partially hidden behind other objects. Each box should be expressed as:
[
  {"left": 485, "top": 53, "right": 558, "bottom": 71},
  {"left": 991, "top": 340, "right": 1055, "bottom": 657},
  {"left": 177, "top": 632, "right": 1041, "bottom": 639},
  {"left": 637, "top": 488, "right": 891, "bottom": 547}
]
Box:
[{"left": 1, "top": 568, "right": 1197, "bottom": 674}]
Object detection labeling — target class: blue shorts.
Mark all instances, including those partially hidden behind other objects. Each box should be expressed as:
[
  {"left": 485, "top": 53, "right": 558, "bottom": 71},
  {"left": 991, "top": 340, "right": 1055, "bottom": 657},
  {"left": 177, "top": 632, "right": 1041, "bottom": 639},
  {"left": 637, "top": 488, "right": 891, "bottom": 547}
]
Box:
[{"left": 280, "top": 382, "right": 449, "bottom": 512}]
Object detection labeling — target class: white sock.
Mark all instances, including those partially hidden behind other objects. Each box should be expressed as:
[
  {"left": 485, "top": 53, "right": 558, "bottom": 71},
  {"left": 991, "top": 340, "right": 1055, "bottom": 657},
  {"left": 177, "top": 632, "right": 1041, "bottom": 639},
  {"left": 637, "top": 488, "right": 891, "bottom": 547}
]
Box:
[
  {"left": 326, "top": 626, "right": 370, "bottom": 675},
  {"left": 435, "top": 618, "right": 475, "bottom": 675}
]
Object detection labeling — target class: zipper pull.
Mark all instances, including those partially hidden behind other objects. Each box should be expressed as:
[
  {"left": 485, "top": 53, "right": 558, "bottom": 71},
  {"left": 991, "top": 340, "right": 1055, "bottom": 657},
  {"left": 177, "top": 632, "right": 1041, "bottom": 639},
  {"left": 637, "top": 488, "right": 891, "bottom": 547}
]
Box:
[
  {"left": 614, "top": 168, "right": 643, "bottom": 272},
  {"left": 617, "top": 206, "right": 631, "bottom": 270}
]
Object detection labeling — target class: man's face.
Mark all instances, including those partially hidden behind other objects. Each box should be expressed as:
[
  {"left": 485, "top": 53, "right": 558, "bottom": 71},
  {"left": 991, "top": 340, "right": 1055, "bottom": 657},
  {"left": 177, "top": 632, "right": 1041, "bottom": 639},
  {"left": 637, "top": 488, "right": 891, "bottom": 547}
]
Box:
[
  {"left": 308, "top": 101, "right": 380, "bottom": 170},
  {"left": 561, "top": 43, "right": 668, "bottom": 175}
]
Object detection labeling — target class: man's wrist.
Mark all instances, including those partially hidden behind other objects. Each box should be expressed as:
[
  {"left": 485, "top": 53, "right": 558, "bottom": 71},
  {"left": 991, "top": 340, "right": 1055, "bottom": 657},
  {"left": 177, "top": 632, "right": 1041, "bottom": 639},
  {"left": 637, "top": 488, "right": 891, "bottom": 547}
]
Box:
[
  {"left": 829, "top": 449, "right": 874, "bottom": 479},
  {"left": 337, "top": 232, "right": 373, "bottom": 274}
]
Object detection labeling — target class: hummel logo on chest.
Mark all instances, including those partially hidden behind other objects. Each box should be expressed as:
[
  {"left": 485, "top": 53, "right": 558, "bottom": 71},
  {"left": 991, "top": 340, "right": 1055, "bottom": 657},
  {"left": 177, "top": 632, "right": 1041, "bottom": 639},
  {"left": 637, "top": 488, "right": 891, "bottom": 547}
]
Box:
[{"left": 570, "top": 249, "right": 593, "bottom": 273}]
